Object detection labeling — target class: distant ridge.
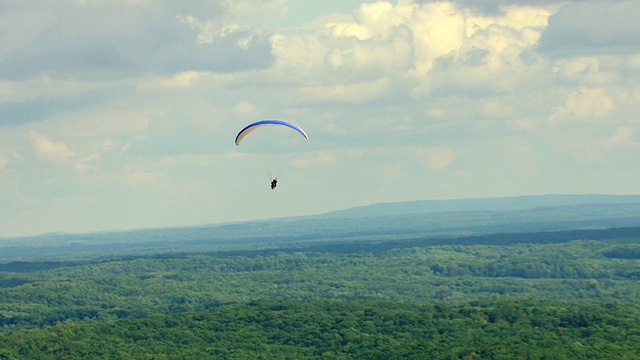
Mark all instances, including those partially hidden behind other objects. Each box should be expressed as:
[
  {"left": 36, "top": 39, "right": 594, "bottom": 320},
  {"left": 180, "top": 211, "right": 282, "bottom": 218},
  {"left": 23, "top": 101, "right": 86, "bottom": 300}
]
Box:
[
  {"left": 316, "top": 194, "right": 640, "bottom": 219},
  {"left": 2, "top": 194, "right": 639, "bottom": 253}
]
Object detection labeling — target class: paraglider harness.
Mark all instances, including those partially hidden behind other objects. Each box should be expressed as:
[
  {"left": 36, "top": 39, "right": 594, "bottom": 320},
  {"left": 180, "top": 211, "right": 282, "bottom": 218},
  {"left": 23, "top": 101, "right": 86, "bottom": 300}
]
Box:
[{"left": 270, "top": 178, "right": 278, "bottom": 190}]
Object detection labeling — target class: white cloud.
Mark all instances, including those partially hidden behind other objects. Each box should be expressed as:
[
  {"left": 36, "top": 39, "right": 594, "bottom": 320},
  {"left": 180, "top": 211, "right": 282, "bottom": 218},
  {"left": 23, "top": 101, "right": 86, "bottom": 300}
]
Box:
[
  {"left": 549, "top": 87, "right": 615, "bottom": 122},
  {"left": 74, "top": 154, "right": 102, "bottom": 172},
  {"left": 291, "top": 151, "right": 337, "bottom": 170},
  {"left": 295, "top": 79, "right": 394, "bottom": 104},
  {"left": 224, "top": 0, "right": 285, "bottom": 18},
  {"left": 553, "top": 56, "right": 618, "bottom": 85},
  {"left": 158, "top": 71, "right": 203, "bottom": 88},
  {"left": 29, "top": 132, "right": 73, "bottom": 163},
  {"left": 465, "top": 5, "right": 552, "bottom": 35},
  {"left": 258, "top": 0, "right": 556, "bottom": 106},
  {"left": 415, "top": 147, "right": 457, "bottom": 171},
  {"left": 602, "top": 126, "right": 639, "bottom": 149},
  {"left": 323, "top": 1, "right": 469, "bottom": 75},
  {"left": 235, "top": 101, "right": 257, "bottom": 117},
  {"left": 287, "top": 145, "right": 456, "bottom": 179},
  {"left": 72, "top": 140, "right": 118, "bottom": 172},
  {"left": 121, "top": 171, "right": 164, "bottom": 187}
]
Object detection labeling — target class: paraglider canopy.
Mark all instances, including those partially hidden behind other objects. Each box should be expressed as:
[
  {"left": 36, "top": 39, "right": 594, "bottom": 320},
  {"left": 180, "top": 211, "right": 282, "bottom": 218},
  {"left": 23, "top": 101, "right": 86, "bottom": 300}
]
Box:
[
  {"left": 234, "top": 119, "right": 307, "bottom": 190},
  {"left": 235, "top": 119, "right": 308, "bottom": 146}
]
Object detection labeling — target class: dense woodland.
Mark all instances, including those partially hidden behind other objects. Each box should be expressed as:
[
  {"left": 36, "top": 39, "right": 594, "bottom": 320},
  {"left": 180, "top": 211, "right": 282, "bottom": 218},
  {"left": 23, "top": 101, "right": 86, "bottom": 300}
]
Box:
[
  {"left": 1, "top": 226, "right": 639, "bottom": 358},
  {"left": 1, "top": 299, "right": 640, "bottom": 359}
]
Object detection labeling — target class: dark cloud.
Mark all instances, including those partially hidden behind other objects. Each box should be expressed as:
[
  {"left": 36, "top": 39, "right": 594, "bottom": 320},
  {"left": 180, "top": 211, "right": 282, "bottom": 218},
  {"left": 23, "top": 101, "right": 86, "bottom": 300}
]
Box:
[
  {"left": 0, "top": 99, "right": 76, "bottom": 126},
  {"left": 537, "top": 1, "right": 640, "bottom": 55},
  {"left": 413, "top": 0, "right": 571, "bottom": 14},
  {"left": 0, "top": 89, "right": 127, "bottom": 126},
  {"left": 0, "top": 0, "right": 274, "bottom": 80}
]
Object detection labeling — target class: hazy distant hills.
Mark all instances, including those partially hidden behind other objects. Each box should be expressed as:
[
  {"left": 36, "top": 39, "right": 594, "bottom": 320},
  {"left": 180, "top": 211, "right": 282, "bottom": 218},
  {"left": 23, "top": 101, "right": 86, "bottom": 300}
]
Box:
[
  {"left": 314, "top": 194, "right": 640, "bottom": 219},
  {"left": 262, "top": 194, "right": 640, "bottom": 239},
  {"left": 2, "top": 194, "right": 640, "bottom": 256}
]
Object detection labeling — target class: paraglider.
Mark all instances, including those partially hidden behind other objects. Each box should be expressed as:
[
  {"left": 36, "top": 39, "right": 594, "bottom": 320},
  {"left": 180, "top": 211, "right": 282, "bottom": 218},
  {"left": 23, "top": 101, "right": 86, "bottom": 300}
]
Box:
[
  {"left": 235, "top": 120, "right": 308, "bottom": 190},
  {"left": 235, "top": 119, "right": 308, "bottom": 146}
]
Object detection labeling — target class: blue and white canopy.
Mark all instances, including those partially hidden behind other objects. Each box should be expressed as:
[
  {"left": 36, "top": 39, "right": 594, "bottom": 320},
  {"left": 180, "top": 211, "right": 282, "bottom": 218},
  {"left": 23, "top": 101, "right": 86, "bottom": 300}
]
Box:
[{"left": 235, "top": 119, "right": 308, "bottom": 146}]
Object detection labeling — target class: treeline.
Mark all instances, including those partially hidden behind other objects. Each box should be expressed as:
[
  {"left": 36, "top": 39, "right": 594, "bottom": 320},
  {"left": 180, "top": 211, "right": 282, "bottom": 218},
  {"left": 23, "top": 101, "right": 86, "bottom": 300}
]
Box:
[
  {"left": 1, "top": 298, "right": 639, "bottom": 359},
  {"left": 1, "top": 238, "right": 640, "bottom": 330}
]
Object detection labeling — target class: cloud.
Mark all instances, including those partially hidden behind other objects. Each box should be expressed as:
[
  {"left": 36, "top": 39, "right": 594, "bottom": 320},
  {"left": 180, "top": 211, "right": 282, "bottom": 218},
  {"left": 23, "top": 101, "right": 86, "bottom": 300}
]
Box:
[
  {"left": 0, "top": 0, "right": 275, "bottom": 80},
  {"left": 120, "top": 171, "right": 164, "bottom": 187},
  {"left": 602, "top": 126, "right": 639, "bottom": 149},
  {"left": 234, "top": 101, "right": 257, "bottom": 117},
  {"left": 258, "top": 0, "right": 554, "bottom": 107},
  {"left": 549, "top": 87, "right": 615, "bottom": 122},
  {"left": 0, "top": 88, "right": 124, "bottom": 126},
  {"left": 415, "top": 0, "right": 562, "bottom": 15},
  {"left": 29, "top": 132, "right": 73, "bottom": 163},
  {"left": 124, "top": 105, "right": 224, "bottom": 157},
  {"left": 538, "top": 1, "right": 640, "bottom": 55},
  {"left": 295, "top": 79, "right": 395, "bottom": 104},
  {"left": 262, "top": 1, "right": 458, "bottom": 88},
  {"left": 158, "top": 71, "right": 202, "bottom": 88},
  {"left": 291, "top": 151, "right": 337, "bottom": 170},
  {"left": 552, "top": 56, "right": 619, "bottom": 86},
  {"left": 415, "top": 147, "right": 457, "bottom": 171}
]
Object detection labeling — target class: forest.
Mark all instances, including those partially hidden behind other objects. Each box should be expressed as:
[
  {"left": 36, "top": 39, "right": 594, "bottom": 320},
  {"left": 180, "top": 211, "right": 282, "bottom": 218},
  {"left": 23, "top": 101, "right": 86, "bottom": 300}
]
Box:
[{"left": 1, "top": 224, "right": 639, "bottom": 358}]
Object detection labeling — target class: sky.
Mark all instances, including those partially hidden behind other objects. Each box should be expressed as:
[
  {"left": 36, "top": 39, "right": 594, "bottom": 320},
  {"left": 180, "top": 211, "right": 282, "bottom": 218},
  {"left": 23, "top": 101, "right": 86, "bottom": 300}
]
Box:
[{"left": 1, "top": 0, "right": 639, "bottom": 237}]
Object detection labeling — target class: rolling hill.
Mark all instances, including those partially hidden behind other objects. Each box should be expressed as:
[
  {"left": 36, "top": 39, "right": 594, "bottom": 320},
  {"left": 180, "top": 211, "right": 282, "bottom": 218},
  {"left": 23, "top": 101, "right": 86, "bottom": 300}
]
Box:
[{"left": 1, "top": 194, "right": 639, "bottom": 257}]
